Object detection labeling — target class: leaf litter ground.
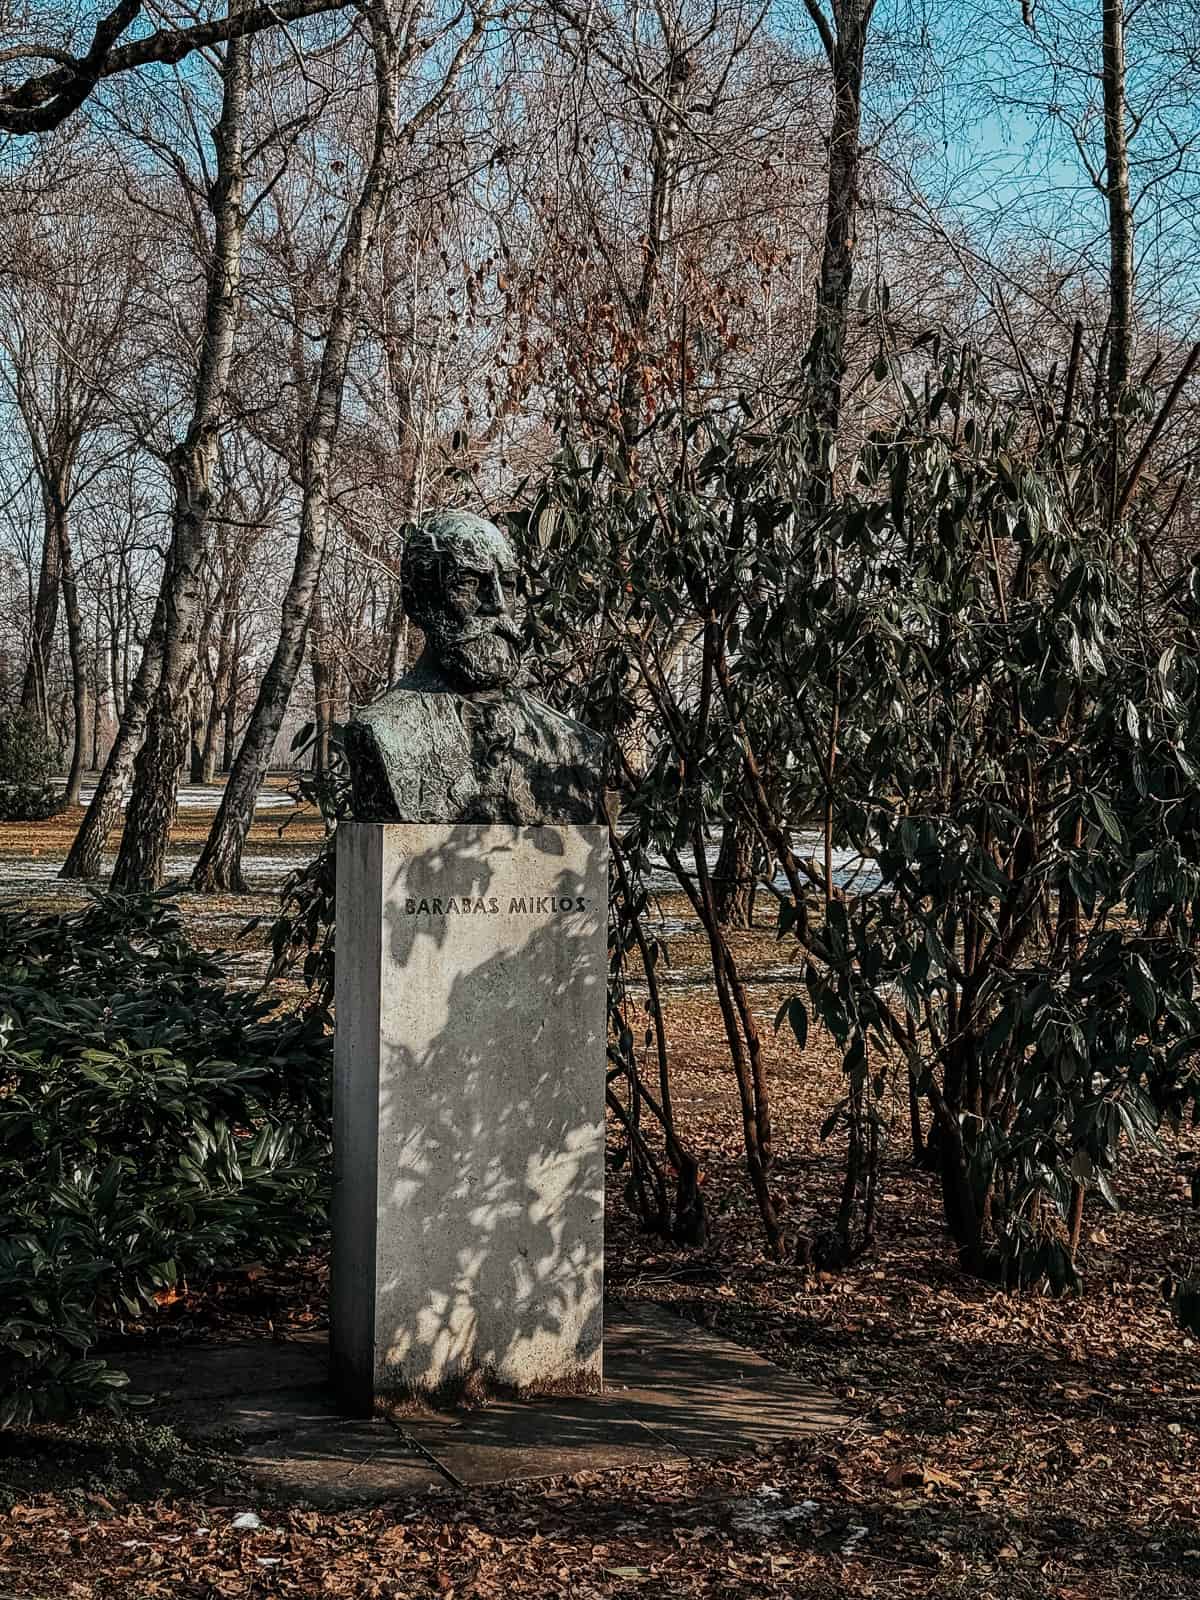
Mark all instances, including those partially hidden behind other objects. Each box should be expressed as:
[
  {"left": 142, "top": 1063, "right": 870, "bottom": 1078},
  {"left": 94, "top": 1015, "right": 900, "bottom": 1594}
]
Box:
[{"left": 1, "top": 808, "right": 1198, "bottom": 1599}]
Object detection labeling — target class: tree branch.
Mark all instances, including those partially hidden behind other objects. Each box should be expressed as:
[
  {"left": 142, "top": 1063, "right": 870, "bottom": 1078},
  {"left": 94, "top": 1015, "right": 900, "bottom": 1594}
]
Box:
[
  {"left": 0, "top": 0, "right": 353, "bottom": 134},
  {"left": 800, "top": 0, "right": 835, "bottom": 66}
]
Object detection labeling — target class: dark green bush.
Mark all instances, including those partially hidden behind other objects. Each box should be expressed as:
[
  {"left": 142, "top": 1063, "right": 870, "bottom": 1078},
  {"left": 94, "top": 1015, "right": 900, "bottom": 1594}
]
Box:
[
  {"left": 523, "top": 349, "right": 1200, "bottom": 1308},
  {"left": 0, "top": 892, "right": 332, "bottom": 1427},
  {"left": 0, "top": 784, "right": 59, "bottom": 822},
  {"left": 0, "top": 712, "right": 59, "bottom": 820}
]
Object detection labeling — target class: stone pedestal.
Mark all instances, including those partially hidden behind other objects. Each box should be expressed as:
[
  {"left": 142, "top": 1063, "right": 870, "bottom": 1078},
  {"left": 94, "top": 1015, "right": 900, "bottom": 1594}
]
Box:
[{"left": 331, "top": 823, "right": 606, "bottom": 1413}]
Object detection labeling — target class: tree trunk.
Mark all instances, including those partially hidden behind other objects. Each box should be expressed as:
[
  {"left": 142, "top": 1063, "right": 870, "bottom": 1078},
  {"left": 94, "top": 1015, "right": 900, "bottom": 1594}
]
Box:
[
  {"left": 311, "top": 582, "right": 334, "bottom": 774},
  {"left": 614, "top": 46, "right": 685, "bottom": 468},
  {"left": 93, "top": 592, "right": 115, "bottom": 769},
  {"left": 803, "top": 0, "right": 871, "bottom": 444},
  {"left": 60, "top": 598, "right": 165, "bottom": 877},
  {"left": 120, "top": 559, "right": 133, "bottom": 712},
  {"left": 21, "top": 497, "right": 61, "bottom": 730},
  {"left": 108, "top": 583, "right": 123, "bottom": 726},
  {"left": 199, "top": 728, "right": 219, "bottom": 785},
  {"left": 713, "top": 809, "right": 755, "bottom": 927},
  {"left": 113, "top": 695, "right": 193, "bottom": 884},
  {"left": 188, "top": 601, "right": 216, "bottom": 782},
  {"left": 201, "top": 580, "right": 238, "bottom": 783},
  {"left": 193, "top": 10, "right": 405, "bottom": 893},
  {"left": 222, "top": 621, "right": 241, "bottom": 771},
  {"left": 382, "top": 585, "right": 406, "bottom": 685},
  {"left": 1102, "top": 0, "right": 1134, "bottom": 415},
  {"left": 192, "top": 588, "right": 315, "bottom": 890},
  {"left": 90, "top": 657, "right": 101, "bottom": 771},
  {"left": 109, "top": 14, "right": 251, "bottom": 893},
  {"left": 56, "top": 503, "right": 88, "bottom": 807}
]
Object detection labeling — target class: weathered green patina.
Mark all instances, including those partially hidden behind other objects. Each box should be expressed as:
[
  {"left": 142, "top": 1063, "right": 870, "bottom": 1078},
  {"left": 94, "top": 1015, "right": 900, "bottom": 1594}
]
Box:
[{"left": 344, "top": 510, "right": 603, "bottom": 824}]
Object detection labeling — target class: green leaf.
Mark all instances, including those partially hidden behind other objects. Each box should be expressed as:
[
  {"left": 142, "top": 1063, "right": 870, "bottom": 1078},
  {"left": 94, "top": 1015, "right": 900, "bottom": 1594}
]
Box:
[
  {"left": 1092, "top": 794, "right": 1123, "bottom": 844},
  {"left": 1125, "top": 955, "right": 1158, "bottom": 1020},
  {"left": 787, "top": 997, "right": 809, "bottom": 1052}
]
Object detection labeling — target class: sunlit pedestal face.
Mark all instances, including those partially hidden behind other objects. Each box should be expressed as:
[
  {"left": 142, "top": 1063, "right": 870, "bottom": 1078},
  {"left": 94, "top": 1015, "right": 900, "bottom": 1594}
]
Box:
[{"left": 331, "top": 823, "right": 606, "bottom": 1411}]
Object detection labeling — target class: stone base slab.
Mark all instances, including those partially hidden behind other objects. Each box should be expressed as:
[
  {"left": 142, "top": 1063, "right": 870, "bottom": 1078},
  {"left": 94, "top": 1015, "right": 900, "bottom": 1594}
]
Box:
[{"left": 122, "top": 1307, "right": 852, "bottom": 1502}]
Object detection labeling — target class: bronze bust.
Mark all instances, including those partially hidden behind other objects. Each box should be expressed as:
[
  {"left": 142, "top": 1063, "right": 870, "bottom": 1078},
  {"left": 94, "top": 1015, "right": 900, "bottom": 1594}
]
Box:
[{"left": 343, "top": 510, "right": 603, "bottom": 824}]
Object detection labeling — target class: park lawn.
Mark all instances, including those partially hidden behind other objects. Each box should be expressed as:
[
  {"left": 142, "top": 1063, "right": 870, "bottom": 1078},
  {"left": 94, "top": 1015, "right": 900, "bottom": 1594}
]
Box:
[
  {"left": 0, "top": 864, "right": 1198, "bottom": 1597},
  {"left": 0, "top": 785, "right": 328, "bottom": 964},
  {"left": 0, "top": 778, "right": 328, "bottom": 862}
]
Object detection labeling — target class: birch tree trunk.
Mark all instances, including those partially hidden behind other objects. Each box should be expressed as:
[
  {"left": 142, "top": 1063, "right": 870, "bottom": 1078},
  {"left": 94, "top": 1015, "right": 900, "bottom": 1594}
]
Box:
[
  {"left": 223, "top": 615, "right": 243, "bottom": 771},
  {"left": 384, "top": 587, "right": 407, "bottom": 685},
  {"left": 93, "top": 590, "right": 117, "bottom": 769},
  {"left": 193, "top": 0, "right": 487, "bottom": 891},
  {"left": 201, "top": 577, "right": 239, "bottom": 782},
  {"left": 56, "top": 500, "right": 88, "bottom": 807},
  {"left": 310, "top": 581, "right": 334, "bottom": 774},
  {"left": 108, "top": 577, "right": 123, "bottom": 726},
  {"left": 189, "top": 599, "right": 217, "bottom": 782},
  {"left": 61, "top": 601, "right": 165, "bottom": 877},
  {"left": 106, "top": 14, "right": 251, "bottom": 891},
  {"left": 20, "top": 506, "right": 60, "bottom": 731}
]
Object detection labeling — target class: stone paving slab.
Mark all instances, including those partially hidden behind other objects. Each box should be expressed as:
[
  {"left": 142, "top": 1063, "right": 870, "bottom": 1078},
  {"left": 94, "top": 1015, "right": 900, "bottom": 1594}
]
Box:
[
  {"left": 119, "top": 1304, "right": 850, "bottom": 1502},
  {"left": 120, "top": 1333, "right": 328, "bottom": 1405},
  {"left": 603, "top": 1305, "right": 850, "bottom": 1458},
  {"left": 238, "top": 1411, "right": 445, "bottom": 1505},
  {"left": 122, "top": 1336, "right": 444, "bottom": 1506},
  {"left": 393, "top": 1396, "right": 682, "bottom": 1487}
]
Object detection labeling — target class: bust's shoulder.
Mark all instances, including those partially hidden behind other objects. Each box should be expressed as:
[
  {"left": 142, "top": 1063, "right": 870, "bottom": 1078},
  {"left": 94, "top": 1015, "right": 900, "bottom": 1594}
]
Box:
[
  {"left": 511, "top": 690, "right": 604, "bottom": 761},
  {"left": 350, "top": 682, "right": 602, "bottom": 764},
  {"left": 351, "top": 684, "right": 459, "bottom": 733}
]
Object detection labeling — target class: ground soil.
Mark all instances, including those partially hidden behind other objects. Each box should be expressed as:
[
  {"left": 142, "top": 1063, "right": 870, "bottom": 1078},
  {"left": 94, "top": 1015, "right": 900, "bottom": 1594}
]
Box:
[{"left": 1, "top": 796, "right": 1198, "bottom": 1598}]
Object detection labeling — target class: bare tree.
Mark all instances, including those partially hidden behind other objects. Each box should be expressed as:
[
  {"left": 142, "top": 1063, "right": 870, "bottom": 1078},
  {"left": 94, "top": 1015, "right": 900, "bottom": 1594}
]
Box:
[
  {"left": 0, "top": 158, "right": 143, "bottom": 800},
  {"left": 190, "top": 444, "right": 279, "bottom": 782},
  {"left": 528, "top": 0, "right": 817, "bottom": 470},
  {"left": 1100, "top": 0, "right": 1133, "bottom": 411},
  {"left": 61, "top": 10, "right": 252, "bottom": 880},
  {"left": 945, "top": 0, "right": 1200, "bottom": 411},
  {"left": 193, "top": 0, "right": 493, "bottom": 892},
  {"left": 104, "top": 14, "right": 254, "bottom": 890}
]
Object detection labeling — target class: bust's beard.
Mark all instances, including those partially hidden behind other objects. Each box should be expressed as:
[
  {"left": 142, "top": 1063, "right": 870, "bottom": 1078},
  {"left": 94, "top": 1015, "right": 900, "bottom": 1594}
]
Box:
[{"left": 432, "top": 621, "right": 523, "bottom": 691}]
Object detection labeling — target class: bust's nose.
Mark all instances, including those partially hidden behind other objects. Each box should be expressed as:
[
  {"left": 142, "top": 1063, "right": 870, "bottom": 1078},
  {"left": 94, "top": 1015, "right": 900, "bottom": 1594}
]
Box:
[{"left": 478, "top": 563, "right": 510, "bottom": 617}]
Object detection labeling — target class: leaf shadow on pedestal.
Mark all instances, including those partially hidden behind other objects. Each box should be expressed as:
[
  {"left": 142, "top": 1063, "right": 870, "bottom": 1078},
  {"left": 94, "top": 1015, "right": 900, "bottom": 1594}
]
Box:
[{"left": 337, "top": 822, "right": 607, "bottom": 1410}]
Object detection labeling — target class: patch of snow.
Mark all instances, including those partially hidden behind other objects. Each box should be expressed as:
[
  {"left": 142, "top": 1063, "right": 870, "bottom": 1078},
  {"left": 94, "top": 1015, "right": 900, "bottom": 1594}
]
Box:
[
  {"left": 71, "top": 782, "right": 298, "bottom": 813},
  {"left": 0, "top": 845, "right": 315, "bottom": 899},
  {"left": 644, "top": 830, "right": 880, "bottom": 896},
  {"left": 841, "top": 1523, "right": 869, "bottom": 1556},
  {"left": 729, "top": 1486, "right": 820, "bottom": 1537}
]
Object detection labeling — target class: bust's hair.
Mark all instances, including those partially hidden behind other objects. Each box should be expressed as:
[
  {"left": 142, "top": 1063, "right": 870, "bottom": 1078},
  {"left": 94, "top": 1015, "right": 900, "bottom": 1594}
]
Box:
[
  {"left": 400, "top": 521, "right": 445, "bottom": 631},
  {"left": 401, "top": 509, "right": 514, "bottom": 629}
]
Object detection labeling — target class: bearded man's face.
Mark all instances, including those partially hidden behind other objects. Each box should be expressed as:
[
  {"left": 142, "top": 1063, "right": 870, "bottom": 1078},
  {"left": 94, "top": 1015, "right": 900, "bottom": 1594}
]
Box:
[{"left": 424, "top": 537, "right": 523, "bottom": 692}]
